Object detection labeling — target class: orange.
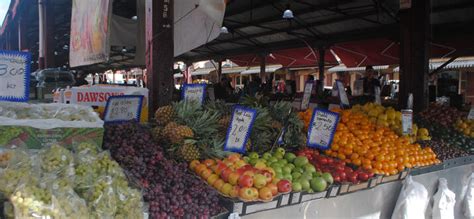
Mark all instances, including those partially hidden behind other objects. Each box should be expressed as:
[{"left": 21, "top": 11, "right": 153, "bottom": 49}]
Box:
[
  {"left": 337, "top": 153, "right": 346, "bottom": 160},
  {"left": 353, "top": 158, "right": 362, "bottom": 166},
  {"left": 350, "top": 153, "right": 360, "bottom": 160}
]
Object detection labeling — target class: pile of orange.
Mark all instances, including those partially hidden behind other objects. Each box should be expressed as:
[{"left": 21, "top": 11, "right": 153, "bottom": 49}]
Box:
[
  {"left": 326, "top": 109, "right": 440, "bottom": 176},
  {"left": 298, "top": 108, "right": 313, "bottom": 131}
]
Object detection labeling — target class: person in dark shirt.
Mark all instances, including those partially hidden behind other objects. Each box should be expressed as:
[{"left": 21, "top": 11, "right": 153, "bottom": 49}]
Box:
[
  {"left": 214, "top": 77, "right": 231, "bottom": 100},
  {"left": 362, "top": 66, "right": 381, "bottom": 98},
  {"left": 75, "top": 72, "right": 89, "bottom": 86}
]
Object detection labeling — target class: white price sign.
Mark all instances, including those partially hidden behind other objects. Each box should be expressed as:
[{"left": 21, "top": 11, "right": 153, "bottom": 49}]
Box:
[
  {"left": 0, "top": 51, "right": 31, "bottom": 102},
  {"left": 336, "top": 80, "right": 350, "bottom": 107},
  {"left": 104, "top": 95, "right": 144, "bottom": 123},
  {"left": 182, "top": 84, "right": 206, "bottom": 105},
  {"left": 468, "top": 108, "right": 474, "bottom": 120},
  {"left": 224, "top": 106, "right": 257, "bottom": 153},
  {"left": 307, "top": 109, "right": 339, "bottom": 150},
  {"left": 300, "top": 82, "right": 313, "bottom": 110},
  {"left": 401, "top": 109, "right": 413, "bottom": 136}
]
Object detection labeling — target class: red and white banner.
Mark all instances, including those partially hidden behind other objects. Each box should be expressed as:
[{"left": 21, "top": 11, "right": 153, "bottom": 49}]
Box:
[{"left": 69, "top": 86, "right": 148, "bottom": 107}]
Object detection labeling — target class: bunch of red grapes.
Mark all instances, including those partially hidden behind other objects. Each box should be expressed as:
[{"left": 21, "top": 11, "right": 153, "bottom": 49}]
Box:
[{"left": 104, "top": 123, "right": 225, "bottom": 218}]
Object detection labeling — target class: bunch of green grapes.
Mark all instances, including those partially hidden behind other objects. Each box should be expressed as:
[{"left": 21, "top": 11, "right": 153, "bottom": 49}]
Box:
[
  {"left": 40, "top": 144, "right": 74, "bottom": 173},
  {"left": 10, "top": 184, "right": 57, "bottom": 217},
  {"left": 75, "top": 142, "right": 99, "bottom": 155},
  {"left": 0, "top": 127, "right": 22, "bottom": 145},
  {"left": 0, "top": 167, "right": 35, "bottom": 196},
  {"left": 115, "top": 187, "right": 144, "bottom": 219},
  {"left": 85, "top": 177, "right": 118, "bottom": 218},
  {"left": 95, "top": 153, "right": 125, "bottom": 178},
  {"left": 54, "top": 187, "right": 90, "bottom": 219}
]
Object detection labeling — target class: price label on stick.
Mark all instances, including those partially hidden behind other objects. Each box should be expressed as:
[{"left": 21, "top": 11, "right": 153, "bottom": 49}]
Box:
[
  {"left": 182, "top": 84, "right": 206, "bottom": 105},
  {"left": 104, "top": 95, "right": 144, "bottom": 123},
  {"left": 300, "top": 82, "right": 313, "bottom": 110},
  {"left": 224, "top": 106, "right": 257, "bottom": 153},
  {"left": 468, "top": 107, "right": 474, "bottom": 120},
  {"left": 401, "top": 109, "right": 413, "bottom": 136},
  {"left": 336, "top": 80, "right": 350, "bottom": 107},
  {"left": 307, "top": 109, "right": 339, "bottom": 150},
  {"left": 0, "top": 51, "right": 32, "bottom": 102}
]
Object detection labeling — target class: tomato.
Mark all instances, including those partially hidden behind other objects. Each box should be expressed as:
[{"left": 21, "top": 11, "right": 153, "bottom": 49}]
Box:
[{"left": 358, "top": 172, "right": 369, "bottom": 181}]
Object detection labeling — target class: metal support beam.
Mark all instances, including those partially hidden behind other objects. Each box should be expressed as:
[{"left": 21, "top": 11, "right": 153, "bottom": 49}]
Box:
[
  {"left": 44, "top": 0, "right": 55, "bottom": 68},
  {"left": 217, "top": 60, "right": 223, "bottom": 82},
  {"left": 38, "top": 0, "right": 46, "bottom": 69},
  {"left": 259, "top": 54, "right": 266, "bottom": 82},
  {"left": 429, "top": 56, "right": 458, "bottom": 76},
  {"left": 146, "top": 0, "right": 174, "bottom": 118},
  {"left": 318, "top": 47, "right": 325, "bottom": 94},
  {"left": 399, "top": 0, "right": 430, "bottom": 112}
]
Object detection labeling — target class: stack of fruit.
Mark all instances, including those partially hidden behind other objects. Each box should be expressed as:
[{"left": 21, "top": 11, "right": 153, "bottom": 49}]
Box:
[
  {"left": 104, "top": 122, "right": 226, "bottom": 218},
  {"left": 454, "top": 119, "right": 474, "bottom": 138},
  {"left": 419, "top": 103, "right": 467, "bottom": 127},
  {"left": 243, "top": 148, "right": 333, "bottom": 194},
  {"left": 418, "top": 140, "right": 469, "bottom": 161},
  {"left": 297, "top": 149, "right": 374, "bottom": 184},
  {"left": 352, "top": 103, "right": 431, "bottom": 141},
  {"left": 298, "top": 108, "right": 313, "bottom": 132},
  {"left": 190, "top": 153, "right": 291, "bottom": 201},
  {"left": 326, "top": 109, "right": 440, "bottom": 176}
]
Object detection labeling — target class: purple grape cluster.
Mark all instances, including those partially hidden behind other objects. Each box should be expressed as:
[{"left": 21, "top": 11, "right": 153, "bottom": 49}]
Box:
[{"left": 104, "top": 123, "right": 225, "bottom": 218}]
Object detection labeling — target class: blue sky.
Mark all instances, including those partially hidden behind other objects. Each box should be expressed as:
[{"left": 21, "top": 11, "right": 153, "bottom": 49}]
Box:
[{"left": 0, "top": 0, "right": 9, "bottom": 24}]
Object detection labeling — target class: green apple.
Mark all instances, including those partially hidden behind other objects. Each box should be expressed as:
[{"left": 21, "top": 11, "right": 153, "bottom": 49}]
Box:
[
  {"left": 293, "top": 156, "right": 309, "bottom": 167},
  {"left": 248, "top": 152, "right": 259, "bottom": 159},
  {"left": 276, "top": 173, "right": 284, "bottom": 180},
  {"left": 299, "top": 178, "right": 311, "bottom": 191},
  {"left": 254, "top": 161, "right": 267, "bottom": 169},
  {"left": 253, "top": 174, "right": 267, "bottom": 189},
  {"left": 273, "top": 152, "right": 284, "bottom": 160},
  {"left": 249, "top": 158, "right": 259, "bottom": 166},
  {"left": 243, "top": 156, "right": 250, "bottom": 162},
  {"left": 278, "top": 159, "right": 288, "bottom": 166},
  {"left": 292, "top": 181, "right": 302, "bottom": 192},
  {"left": 284, "top": 152, "right": 297, "bottom": 163},
  {"left": 322, "top": 172, "right": 334, "bottom": 184},
  {"left": 268, "top": 157, "right": 278, "bottom": 163},
  {"left": 293, "top": 167, "right": 304, "bottom": 174},
  {"left": 310, "top": 177, "right": 328, "bottom": 192},
  {"left": 287, "top": 163, "right": 295, "bottom": 170},
  {"left": 307, "top": 189, "right": 314, "bottom": 193},
  {"left": 262, "top": 152, "right": 272, "bottom": 160},
  {"left": 283, "top": 173, "right": 293, "bottom": 182},
  {"left": 304, "top": 164, "right": 316, "bottom": 173},
  {"left": 313, "top": 171, "right": 322, "bottom": 177},
  {"left": 276, "top": 147, "right": 286, "bottom": 155},
  {"left": 282, "top": 166, "right": 292, "bottom": 175},
  {"left": 292, "top": 172, "right": 302, "bottom": 181},
  {"left": 301, "top": 173, "right": 313, "bottom": 181}
]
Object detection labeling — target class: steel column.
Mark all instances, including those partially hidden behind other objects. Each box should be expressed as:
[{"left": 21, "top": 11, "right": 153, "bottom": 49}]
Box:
[{"left": 318, "top": 47, "right": 325, "bottom": 93}]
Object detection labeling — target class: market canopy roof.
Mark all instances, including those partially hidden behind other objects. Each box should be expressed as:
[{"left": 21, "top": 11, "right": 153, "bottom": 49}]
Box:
[
  {"left": 178, "top": 0, "right": 474, "bottom": 68},
  {"left": 241, "top": 64, "right": 282, "bottom": 75},
  {"left": 393, "top": 58, "right": 474, "bottom": 72},
  {"left": 328, "top": 64, "right": 389, "bottom": 73}
]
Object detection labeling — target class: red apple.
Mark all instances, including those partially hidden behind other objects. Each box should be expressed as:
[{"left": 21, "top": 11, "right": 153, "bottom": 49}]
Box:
[
  {"left": 228, "top": 153, "right": 241, "bottom": 162},
  {"left": 221, "top": 183, "right": 233, "bottom": 196},
  {"left": 213, "top": 179, "right": 225, "bottom": 190},
  {"left": 230, "top": 186, "right": 240, "bottom": 198},
  {"left": 259, "top": 170, "right": 273, "bottom": 184},
  {"left": 200, "top": 168, "right": 212, "bottom": 179},
  {"left": 250, "top": 187, "right": 259, "bottom": 200},
  {"left": 277, "top": 179, "right": 292, "bottom": 193},
  {"left": 195, "top": 164, "right": 207, "bottom": 174},
  {"left": 189, "top": 160, "right": 200, "bottom": 171},
  {"left": 203, "top": 159, "right": 216, "bottom": 167},
  {"left": 221, "top": 168, "right": 233, "bottom": 182},
  {"left": 239, "top": 187, "right": 256, "bottom": 200},
  {"left": 239, "top": 175, "right": 254, "bottom": 187},
  {"left": 215, "top": 163, "right": 229, "bottom": 175},
  {"left": 207, "top": 174, "right": 219, "bottom": 185},
  {"left": 228, "top": 172, "right": 241, "bottom": 186},
  {"left": 243, "top": 170, "right": 255, "bottom": 177},
  {"left": 267, "top": 183, "right": 278, "bottom": 196},
  {"left": 358, "top": 172, "right": 369, "bottom": 181}
]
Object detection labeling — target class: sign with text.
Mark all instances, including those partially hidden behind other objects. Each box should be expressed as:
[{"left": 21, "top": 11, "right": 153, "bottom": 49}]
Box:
[
  {"left": 104, "top": 95, "right": 143, "bottom": 123},
  {"left": 336, "top": 80, "right": 350, "bottom": 107},
  {"left": 307, "top": 109, "right": 339, "bottom": 150},
  {"left": 353, "top": 79, "right": 364, "bottom": 96},
  {"left": 224, "top": 106, "right": 257, "bottom": 153},
  {"left": 401, "top": 109, "right": 413, "bottom": 136},
  {"left": 182, "top": 84, "right": 206, "bottom": 105},
  {"left": 468, "top": 108, "right": 474, "bottom": 120},
  {"left": 300, "top": 82, "right": 313, "bottom": 110},
  {"left": 0, "top": 51, "right": 31, "bottom": 102}
]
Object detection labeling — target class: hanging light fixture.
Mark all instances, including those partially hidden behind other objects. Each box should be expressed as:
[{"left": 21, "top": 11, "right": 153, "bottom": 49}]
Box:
[
  {"left": 220, "top": 26, "right": 229, "bottom": 34},
  {"left": 282, "top": 4, "right": 294, "bottom": 19}
]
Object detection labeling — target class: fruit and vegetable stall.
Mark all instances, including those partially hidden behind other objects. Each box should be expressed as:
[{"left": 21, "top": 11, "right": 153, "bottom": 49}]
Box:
[{"left": 0, "top": 98, "right": 473, "bottom": 218}]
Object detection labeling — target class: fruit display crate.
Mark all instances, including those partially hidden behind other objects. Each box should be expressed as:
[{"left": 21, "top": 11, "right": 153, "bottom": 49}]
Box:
[
  {"left": 378, "top": 169, "right": 410, "bottom": 184},
  {"left": 411, "top": 155, "right": 474, "bottom": 176},
  {"left": 219, "top": 195, "right": 282, "bottom": 216}
]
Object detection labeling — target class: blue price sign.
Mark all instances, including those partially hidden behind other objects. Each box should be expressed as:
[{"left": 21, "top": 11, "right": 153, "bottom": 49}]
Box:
[
  {"left": 224, "top": 106, "right": 257, "bottom": 153},
  {"left": 104, "top": 95, "right": 143, "bottom": 123},
  {"left": 307, "top": 109, "right": 339, "bottom": 150},
  {"left": 182, "top": 84, "right": 207, "bottom": 105},
  {"left": 0, "top": 51, "right": 31, "bottom": 102}
]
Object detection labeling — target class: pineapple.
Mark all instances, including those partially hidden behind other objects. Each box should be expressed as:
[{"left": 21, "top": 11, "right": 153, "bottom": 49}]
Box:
[
  {"left": 151, "top": 126, "right": 165, "bottom": 142},
  {"left": 178, "top": 141, "right": 201, "bottom": 162},
  {"left": 271, "top": 120, "right": 283, "bottom": 130},
  {"left": 218, "top": 115, "right": 231, "bottom": 131},
  {"left": 163, "top": 122, "right": 194, "bottom": 144},
  {"left": 154, "top": 105, "right": 175, "bottom": 126}
]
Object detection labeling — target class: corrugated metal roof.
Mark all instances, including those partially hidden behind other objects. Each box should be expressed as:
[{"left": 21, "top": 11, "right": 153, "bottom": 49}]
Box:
[
  {"left": 393, "top": 59, "right": 474, "bottom": 72},
  {"left": 241, "top": 65, "right": 283, "bottom": 75},
  {"left": 328, "top": 64, "right": 389, "bottom": 72}
]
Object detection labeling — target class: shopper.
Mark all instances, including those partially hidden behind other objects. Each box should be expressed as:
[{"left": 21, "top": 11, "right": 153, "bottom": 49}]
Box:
[{"left": 362, "top": 66, "right": 381, "bottom": 100}]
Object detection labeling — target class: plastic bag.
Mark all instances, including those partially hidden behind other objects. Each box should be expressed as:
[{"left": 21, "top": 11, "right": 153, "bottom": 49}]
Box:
[
  {"left": 115, "top": 185, "right": 145, "bottom": 219},
  {"left": 39, "top": 144, "right": 75, "bottom": 180},
  {"left": 391, "top": 175, "right": 429, "bottom": 219},
  {"left": 10, "top": 182, "right": 61, "bottom": 218},
  {"left": 463, "top": 173, "right": 474, "bottom": 219},
  {"left": 0, "top": 150, "right": 40, "bottom": 196},
  {"left": 86, "top": 176, "right": 118, "bottom": 219},
  {"left": 432, "top": 178, "right": 455, "bottom": 219}
]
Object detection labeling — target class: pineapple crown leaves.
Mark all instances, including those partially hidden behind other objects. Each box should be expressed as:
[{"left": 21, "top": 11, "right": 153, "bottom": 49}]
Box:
[
  {"left": 173, "top": 100, "right": 221, "bottom": 141},
  {"left": 239, "top": 95, "right": 270, "bottom": 108},
  {"left": 196, "top": 137, "right": 231, "bottom": 159},
  {"left": 204, "top": 100, "right": 232, "bottom": 117}
]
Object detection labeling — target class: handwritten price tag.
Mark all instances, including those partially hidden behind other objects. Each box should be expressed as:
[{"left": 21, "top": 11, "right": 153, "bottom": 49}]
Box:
[
  {"left": 182, "top": 84, "right": 206, "bottom": 105},
  {"left": 0, "top": 51, "right": 31, "bottom": 102},
  {"left": 104, "top": 95, "right": 144, "bottom": 123},
  {"left": 401, "top": 109, "right": 413, "bottom": 136},
  {"left": 300, "top": 82, "right": 313, "bottom": 110},
  {"left": 307, "top": 109, "right": 339, "bottom": 150},
  {"left": 336, "top": 80, "right": 350, "bottom": 107},
  {"left": 224, "top": 106, "right": 257, "bottom": 153}
]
